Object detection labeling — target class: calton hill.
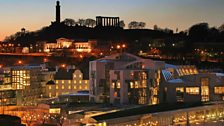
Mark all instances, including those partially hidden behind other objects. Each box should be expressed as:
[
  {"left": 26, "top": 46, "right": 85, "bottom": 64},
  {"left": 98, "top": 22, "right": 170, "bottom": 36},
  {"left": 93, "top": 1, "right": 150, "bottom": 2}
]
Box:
[{"left": 1, "top": 17, "right": 224, "bottom": 70}]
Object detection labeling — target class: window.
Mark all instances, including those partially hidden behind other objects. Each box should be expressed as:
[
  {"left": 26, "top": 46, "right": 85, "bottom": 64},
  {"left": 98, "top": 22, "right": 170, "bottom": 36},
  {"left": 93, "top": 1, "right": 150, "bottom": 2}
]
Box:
[
  {"left": 49, "top": 86, "right": 52, "bottom": 90},
  {"left": 85, "top": 86, "right": 88, "bottom": 90},
  {"left": 130, "top": 82, "right": 134, "bottom": 88},
  {"left": 68, "top": 80, "right": 71, "bottom": 84},
  {"left": 112, "top": 83, "right": 115, "bottom": 88},
  {"left": 79, "top": 86, "right": 82, "bottom": 89},
  {"left": 79, "top": 75, "right": 82, "bottom": 78},
  {"left": 56, "top": 85, "right": 58, "bottom": 90},
  {"left": 117, "top": 82, "right": 120, "bottom": 88},
  {"left": 176, "top": 87, "right": 184, "bottom": 92},
  {"left": 79, "top": 80, "right": 82, "bottom": 84},
  {"left": 74, "top": 80, "right": 76, "bottom": 84},
  {"left": 85, "top": 80, "right": 88, "bottom": 84},
  {"left": 56, "top": 92, "right": 58, "bottom": 97},
  {"left": 186, "top": 87, "right": 199, "bottom": 95},
  {"left": 68, "top": 85, "right": 71, "bottom": 89},
  {"left": 56, "top": 80, "right": 58, "bottom": 84},
  {"left": 74, "top": 86, "right": 77, "bottom": 89},
  {"left": 214, "top": 87, "right": 224, "bottom": 94},
  {"left": 135, "top": 81, "right": 138, "bottom": 88},
  {"left": 62, "top": 80, "right": 64, "bottom": 84},
  {"left": 49, "top": 93, "right": 52, "bottom": 97},
  {"left": 62, "top": 85, "right": 64, "bottom": 89}
]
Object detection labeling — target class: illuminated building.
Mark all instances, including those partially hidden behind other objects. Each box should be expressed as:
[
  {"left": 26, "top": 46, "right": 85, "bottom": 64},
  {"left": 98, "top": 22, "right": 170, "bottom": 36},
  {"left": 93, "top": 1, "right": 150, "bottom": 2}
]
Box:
[
  {"left": 45, "top": 66, "right": 89, "bottom": 98},
  {"left": 89, "top": 53, "right": 165, "bottom": 104},
  {"left": 0, "top": 65, "right": 44, "bottom": 106},
  {"left": 90, "top": 53, "right": 224, "bottom": 105},
  {"left": 160, "top": 64, "right": 224, "bottom": 103}
]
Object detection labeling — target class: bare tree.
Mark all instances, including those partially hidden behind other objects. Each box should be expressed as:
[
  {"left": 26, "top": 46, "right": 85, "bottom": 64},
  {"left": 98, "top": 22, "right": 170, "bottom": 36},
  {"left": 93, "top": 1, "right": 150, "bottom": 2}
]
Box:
[
  {"left": 138, "top": 22, "right": 146, "bottom": 29},
  {"left": 51, "top": 113, "right": 67, "bottom": 126},
  {"left": 128, "top": 21, "right": 138, "bottom": 29},
  {"left": 77, "top": 19, "right": 86, "bottom": 26},
  {"left": 63, "top": 18, "right": 76, "bottom": 26},
  {"left": 85, "top": 18, "right": 96, "bottom": 27},
  {"left": 219, "top": 23, "right": 224, "bottom": 32},
  {"left": 119, "top": 20, "right": 125, "bottom": 28}
]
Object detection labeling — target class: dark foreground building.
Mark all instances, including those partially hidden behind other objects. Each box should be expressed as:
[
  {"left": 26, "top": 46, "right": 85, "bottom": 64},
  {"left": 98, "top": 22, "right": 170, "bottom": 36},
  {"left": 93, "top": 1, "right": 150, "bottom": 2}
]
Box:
[{"left": 0, "top": 114, "right": 25, "bottom": 126}]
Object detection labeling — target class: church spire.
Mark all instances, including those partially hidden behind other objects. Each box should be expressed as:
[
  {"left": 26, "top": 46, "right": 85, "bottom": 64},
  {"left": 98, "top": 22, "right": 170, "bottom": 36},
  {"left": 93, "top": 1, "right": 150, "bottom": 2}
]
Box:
[{"left": 56, "top": 1, "right": 61, "bottom": 23}]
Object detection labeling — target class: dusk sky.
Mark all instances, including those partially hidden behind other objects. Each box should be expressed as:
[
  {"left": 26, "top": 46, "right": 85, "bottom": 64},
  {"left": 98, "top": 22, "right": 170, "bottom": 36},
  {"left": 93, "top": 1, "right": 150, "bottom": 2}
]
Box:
[{"left": 0, "top": 0, "right": 224, "bottom": 41}]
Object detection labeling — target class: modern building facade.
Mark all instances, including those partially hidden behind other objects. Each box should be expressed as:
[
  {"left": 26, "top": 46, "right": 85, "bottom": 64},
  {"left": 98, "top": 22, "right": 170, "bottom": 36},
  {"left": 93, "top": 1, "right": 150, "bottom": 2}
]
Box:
[
  {"left": 89, "top": 53, "right": 165, "bottom": 104},
  {"left": 90, "top": 53, "right": 224, "bottom": 105},
  {"left": 0, "top": 65, "right": 44, "bottom": 106},
  {"left": 160, "top": 64, "right": 224, "bottom": 103}
]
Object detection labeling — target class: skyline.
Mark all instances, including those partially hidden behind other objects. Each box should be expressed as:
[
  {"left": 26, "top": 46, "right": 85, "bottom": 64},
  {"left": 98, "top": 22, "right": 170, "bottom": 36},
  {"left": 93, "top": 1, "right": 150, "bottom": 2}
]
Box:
[{"left": 0, "top": 0, "right": 224, "bottom": 41}]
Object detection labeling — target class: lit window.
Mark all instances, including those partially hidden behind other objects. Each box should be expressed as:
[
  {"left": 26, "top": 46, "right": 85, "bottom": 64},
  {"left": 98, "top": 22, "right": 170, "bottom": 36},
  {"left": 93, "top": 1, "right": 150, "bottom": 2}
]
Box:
[
  {"left": 112, "top": 83, "right": 115, "bottom": 88},
  {"left": 114, "top": 92, "right": 117, "bottom": 97},
  {"left": 49, "top": 93, "right": 52, "bottom": 97},
  {"left": 135, "top": 81, "right": 138, "bottom": 88},
  {"left": 214, "top": 87, "right": 224, "bottom": 94},
  {"left": 117, "top": 82, "right": 120, "bottom": 88},
  {"left": 176, "top": 87, "right": 184, "bottom": 92},
  {"left": 68, "top": 85, "right": 71, "bottom": 89},
  {"left": 79, "top": 80, "right": 82, "bottom": 84},
  {"left": 79, "top": 86, "right": 82, "bottom": 89},
  {"left": 74, "top": 80, "right": 77, "bottom": 84},
  {"left": 85, "top": 80, "right": 88, "bottom": 84},
  {"left": 85, "top": 86, "right": 88, "bottom": 90},
  {"left": 79, "top": 75, "right": 82, "bottom": 78},
  {"left": 56, "top": 92, "right": 58, "bottom": 97},
  {"left": 62, "top": 80, "right": 64, "bottom": 84},
  {"left": 62, "top": 85, "right": 64, "bottom": 89},
  {"left": 68, "top": 80, "right": 71, "bottom": 84},
  {"left": 186, "top": 87, "right": 199, "bottom": 95},
  {"left": 56, "top": 85, "right": 58, "bottom": 90},
  {"left": 56, "top": 80, "right": 58, "bottom": 84},
  {"left": 130, "top": 82, "right": 134, "bottom": 88},
  {"left": 74, "top": 86, "right": 77, "bottom": 89},
  {"left": 49, "top": 86, "right": 52, "bottom": 90},
  {"left": 74, "top": 75, "right": 76, "bottom": 78}
]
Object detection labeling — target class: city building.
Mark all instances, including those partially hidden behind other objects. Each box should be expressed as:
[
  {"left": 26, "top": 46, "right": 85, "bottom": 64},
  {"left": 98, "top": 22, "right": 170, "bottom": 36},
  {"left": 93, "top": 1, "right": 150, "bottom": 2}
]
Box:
[
  {"left": 160, "top": 64, "right": 224, "bottom": 103},
  {"left": 0, "top": 65, "right": 44, "bottom": 106},
  {"left": 90, "top": 53, "right": 224, "bottom": 105},
  {"left": 89, "top": 53, "right": 165, "bottom": 104},
  {"left": 45, "top": 66, "right": 89, "bottom": 98}
]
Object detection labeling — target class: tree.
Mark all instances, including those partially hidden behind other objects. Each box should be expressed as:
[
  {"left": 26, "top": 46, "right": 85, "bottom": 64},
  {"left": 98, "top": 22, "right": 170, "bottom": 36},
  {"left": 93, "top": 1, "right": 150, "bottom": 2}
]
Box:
[
  {"left": 188, "top": 23, "right": 209, "bottom": 42},
  {"left": 153, "top": 25, "right": 159, "bottom": 31},
  {"left": 119, "top": 20, "right": 125, "bottom": 28},
  {"left": 138, "top": 22, "right": 146, "bottom": 29},
  {"left": 51, "top": 114, "right": 67, "bottom": 126},
  {"left": 77, "top": 19, "right": 86, "bottom": 26},
  {"left": 128, "top": 21, "right": 138, "bottom": 29},
  {"left": 63, "top": 18, "right": 75, "bottom": 26},
  {"left": 219, "top": 23, "right": 224, "bottom": 32},
  {"left": 85, "top": 18, "right": 96, "bottom": 27}
]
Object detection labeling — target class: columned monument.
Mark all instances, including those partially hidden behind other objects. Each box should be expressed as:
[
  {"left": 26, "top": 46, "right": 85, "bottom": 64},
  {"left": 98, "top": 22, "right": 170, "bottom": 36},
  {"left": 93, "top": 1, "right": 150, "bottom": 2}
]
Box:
[{"left": 96, "top": 16, "right": 120, "bottom": 27}]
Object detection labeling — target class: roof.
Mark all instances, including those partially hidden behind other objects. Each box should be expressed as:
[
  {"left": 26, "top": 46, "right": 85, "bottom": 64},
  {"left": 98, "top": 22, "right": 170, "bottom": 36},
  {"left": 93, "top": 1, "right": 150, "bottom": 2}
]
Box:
[
  {"left": 54, "top": 69, "right": 75, "bottom": 80},
  {"left": 168, "top": 78, "right": 184, "bottom": 83},
  {"left": 46, "top": 80, "right": 56, "bottom": 85},
  {"left": 92, "top": 102, "right": 204, "bottom": 121}
]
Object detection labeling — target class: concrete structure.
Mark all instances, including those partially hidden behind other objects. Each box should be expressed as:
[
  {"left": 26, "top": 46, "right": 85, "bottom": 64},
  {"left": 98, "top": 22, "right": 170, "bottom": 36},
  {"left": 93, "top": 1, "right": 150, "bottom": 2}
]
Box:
[
  {"left": 89, "top": 53, "right": 165, "bottom": 104},
  {"left": 45, "top": 66, "right": 89, "bottom": 98},
  {"left": 96, "top": 16, "right": 120, "bottom": 27}
]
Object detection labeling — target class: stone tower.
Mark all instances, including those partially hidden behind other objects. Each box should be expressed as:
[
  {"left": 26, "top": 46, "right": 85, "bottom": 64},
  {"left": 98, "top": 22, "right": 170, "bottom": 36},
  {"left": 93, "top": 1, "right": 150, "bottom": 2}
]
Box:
[{"left": 56, "top": 1, "right": 61, "bottom": 23}]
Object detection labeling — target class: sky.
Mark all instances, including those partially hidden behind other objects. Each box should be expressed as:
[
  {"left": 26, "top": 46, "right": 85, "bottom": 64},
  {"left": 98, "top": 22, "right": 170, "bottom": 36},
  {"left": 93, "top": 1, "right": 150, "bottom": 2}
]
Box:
[{"left": 0, "top": 0, "right": 224, "bottom": 41}]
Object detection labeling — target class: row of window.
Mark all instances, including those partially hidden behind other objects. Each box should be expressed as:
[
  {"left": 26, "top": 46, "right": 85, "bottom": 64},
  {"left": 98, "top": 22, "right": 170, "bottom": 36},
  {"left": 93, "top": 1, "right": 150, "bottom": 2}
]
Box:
[
  {"left": 49, "top": 85, "right": 88, "bottom": 90},
  {"left": 176, "top": 86, "right": 224, "bottom": 95},
  {"left": 55, "top": 80, "right": 88, "bottom": 84}
]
